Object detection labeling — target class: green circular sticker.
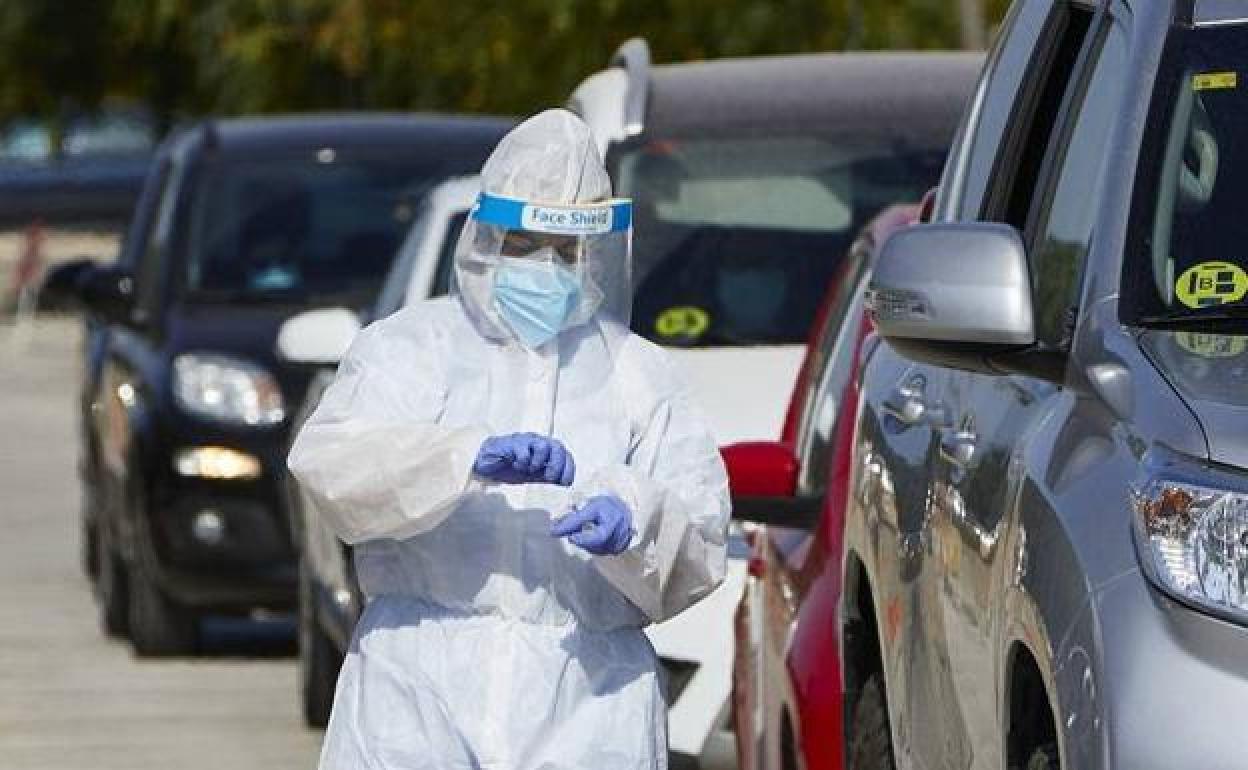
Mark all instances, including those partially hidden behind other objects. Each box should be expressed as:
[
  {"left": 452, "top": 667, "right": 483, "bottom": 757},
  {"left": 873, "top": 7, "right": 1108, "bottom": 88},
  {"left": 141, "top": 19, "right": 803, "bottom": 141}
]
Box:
[
  {"left": 1175, "top": 261, "right": 1248, "bottom": 309},
  {"left": 655, "top": 306, "right": 710, "bottom": 340}
]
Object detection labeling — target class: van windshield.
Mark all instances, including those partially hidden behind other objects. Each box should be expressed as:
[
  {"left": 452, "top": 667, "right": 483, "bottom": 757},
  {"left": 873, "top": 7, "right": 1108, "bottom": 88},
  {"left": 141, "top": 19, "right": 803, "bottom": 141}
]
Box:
[
  {"left": 614, "top": 136, "right": 944, "bottom": 346},
  {"left": 184, "top": 152, "right": 441, "bottom": 305},
  {"left": 1128, "top": 23, "right": 1248, "bottom": 328}
]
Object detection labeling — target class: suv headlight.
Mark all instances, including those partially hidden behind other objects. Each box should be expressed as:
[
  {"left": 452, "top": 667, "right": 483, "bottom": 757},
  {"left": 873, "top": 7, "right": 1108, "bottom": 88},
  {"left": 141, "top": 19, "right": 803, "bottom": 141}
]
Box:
[
  {"left": 1132, "top": 449, "right": 1248, "bottom": 622},
  {"left": 172, "top": 353, "right": 285, "bottom": 426}
]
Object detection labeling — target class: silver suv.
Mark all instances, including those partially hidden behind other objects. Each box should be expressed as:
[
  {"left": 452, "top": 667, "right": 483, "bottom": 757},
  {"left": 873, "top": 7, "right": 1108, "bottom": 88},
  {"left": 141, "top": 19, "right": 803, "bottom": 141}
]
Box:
[{"left": 848, "top": 1, "right": 1248, "bottom": 768}]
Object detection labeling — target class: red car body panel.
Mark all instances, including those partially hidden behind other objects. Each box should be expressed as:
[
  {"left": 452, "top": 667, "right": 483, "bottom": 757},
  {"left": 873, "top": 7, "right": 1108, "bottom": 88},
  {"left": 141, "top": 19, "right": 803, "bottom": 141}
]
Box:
[{"left": 730, "top": 204, "right": 918, "bottom": 770}]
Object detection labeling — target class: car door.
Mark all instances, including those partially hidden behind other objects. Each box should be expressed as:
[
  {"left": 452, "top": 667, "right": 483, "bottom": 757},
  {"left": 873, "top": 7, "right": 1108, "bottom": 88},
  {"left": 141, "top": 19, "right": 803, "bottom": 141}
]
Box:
[
  {"left": 930, "top": 5, "right": 1130, "bottom": 769},
  {"left": 871, "top": 0, "right": 1071, "bottom": 764}
]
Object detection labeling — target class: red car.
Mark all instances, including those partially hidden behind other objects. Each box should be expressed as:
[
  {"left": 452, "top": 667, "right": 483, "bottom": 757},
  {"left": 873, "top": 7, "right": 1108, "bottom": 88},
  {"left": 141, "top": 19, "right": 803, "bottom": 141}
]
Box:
[{"left": 725, "top": 203, "right": 922, "bottom": 770}]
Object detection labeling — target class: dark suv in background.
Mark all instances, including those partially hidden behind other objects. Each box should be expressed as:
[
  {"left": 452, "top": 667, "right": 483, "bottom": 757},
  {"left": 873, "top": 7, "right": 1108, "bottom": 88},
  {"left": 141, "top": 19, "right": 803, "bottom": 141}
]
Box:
[
  {"left": 51, "top": 115, "right": 510, "bottom": 656},
  {"left": 831, "top": 0, "right": 1248, "bottom": 767}
]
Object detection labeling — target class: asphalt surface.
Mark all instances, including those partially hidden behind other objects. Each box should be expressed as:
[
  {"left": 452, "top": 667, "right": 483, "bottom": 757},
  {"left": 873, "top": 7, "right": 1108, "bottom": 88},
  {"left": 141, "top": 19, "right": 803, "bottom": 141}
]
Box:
[{"left": 0, "top": 318, "right": 322, "bottom": 769}]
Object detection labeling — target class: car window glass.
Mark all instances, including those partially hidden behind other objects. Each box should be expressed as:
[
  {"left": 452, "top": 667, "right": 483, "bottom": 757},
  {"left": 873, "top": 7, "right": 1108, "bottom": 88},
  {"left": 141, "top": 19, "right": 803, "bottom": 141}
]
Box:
[
  {"left": 133, "top": 162, "right": 178, "bottom": 322},
  {"left": 1125, "top": 22, "right": 1248, "bottom": 323},
  {"left": 797, "top": 278, "right": 868, "bottom": 494},
  {"left": 938, "top": 0, "right": 1056, "bottom": 221},
  {"left": 1027, "top": 21, "right": 1127, "bottom": 348},
  {"left": 615, "top": 136, "right": 946, "bottom": 347},
  {"left": 431, "top": 211, "right": 468, "bottom": 299}
]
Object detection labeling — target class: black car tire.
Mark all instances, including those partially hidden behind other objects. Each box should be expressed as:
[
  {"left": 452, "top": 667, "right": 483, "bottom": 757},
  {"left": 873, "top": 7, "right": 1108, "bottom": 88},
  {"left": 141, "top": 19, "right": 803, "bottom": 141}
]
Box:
[
  {"left": 95, "top": 526, "right": 129, "bottom": 638},
  {"left": 128, "top": 554, "right": 198, "bottom": 657},
  {"left": 299, "top": 556, "right": 343, "bottom": 728},
  {"left": 848, "top": 674, "right": 896, "bottom": 770},
  {"left": 83, "top": 516, "right": 100, "bottom": 581}
]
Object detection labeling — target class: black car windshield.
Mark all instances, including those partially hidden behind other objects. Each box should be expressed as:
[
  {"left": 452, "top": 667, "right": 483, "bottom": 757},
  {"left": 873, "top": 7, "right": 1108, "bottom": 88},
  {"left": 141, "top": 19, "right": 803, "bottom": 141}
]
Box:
[
  {"left": 614, "top": 136, "right": 944, "bottom": 346},
  {"left": 1127, "top": 23, "right": 1248, "bottom": 327},
  {"left": 184, "top": 152, "right": 442, "bottom": 305}
]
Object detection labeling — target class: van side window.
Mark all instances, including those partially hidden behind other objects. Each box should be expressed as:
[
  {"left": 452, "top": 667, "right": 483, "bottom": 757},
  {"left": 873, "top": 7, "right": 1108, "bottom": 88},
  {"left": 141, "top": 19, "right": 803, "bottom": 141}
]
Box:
[
  {"left": 1027, "top": 21, "right": 1128, "bottom": 349},
  {"left": 936, "top": 0, "right": 1056, "bottom": 222}
]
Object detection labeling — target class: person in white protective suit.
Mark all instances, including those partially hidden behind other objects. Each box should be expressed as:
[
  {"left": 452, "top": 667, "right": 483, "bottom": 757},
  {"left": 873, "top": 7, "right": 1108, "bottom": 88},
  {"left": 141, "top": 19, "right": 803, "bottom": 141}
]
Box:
[{"left": 287, "top": 108, "right": 730, "bottom": 770}]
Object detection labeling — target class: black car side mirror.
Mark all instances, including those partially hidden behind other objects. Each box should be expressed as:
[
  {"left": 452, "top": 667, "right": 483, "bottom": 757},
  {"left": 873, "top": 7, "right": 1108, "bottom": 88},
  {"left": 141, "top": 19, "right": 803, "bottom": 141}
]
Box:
[
  {"left": 77, "top": 264, "right": 136, "bottom": 324},
  {"left": 38, "top": 257, "right": 96, "bottom": 311}
]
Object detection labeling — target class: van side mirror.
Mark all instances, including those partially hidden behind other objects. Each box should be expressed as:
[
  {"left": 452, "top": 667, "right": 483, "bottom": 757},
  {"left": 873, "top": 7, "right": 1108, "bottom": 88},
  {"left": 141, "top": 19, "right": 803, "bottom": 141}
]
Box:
[
  {"left": 867, "top": 223, "right": 1036, "bottom": 374},
  {"left": 722, "top": 442, "right": 821, "bottom": 530}
]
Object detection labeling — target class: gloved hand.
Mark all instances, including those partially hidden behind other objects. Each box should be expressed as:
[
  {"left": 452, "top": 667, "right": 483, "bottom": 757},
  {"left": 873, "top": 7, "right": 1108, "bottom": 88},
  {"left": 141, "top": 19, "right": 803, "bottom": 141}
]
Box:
[
  {"left": 473, "top": 433, "right": 575, "bottom": 486},
  {"left": 550, "top": 495, "right": 634, "bottom": 556}
]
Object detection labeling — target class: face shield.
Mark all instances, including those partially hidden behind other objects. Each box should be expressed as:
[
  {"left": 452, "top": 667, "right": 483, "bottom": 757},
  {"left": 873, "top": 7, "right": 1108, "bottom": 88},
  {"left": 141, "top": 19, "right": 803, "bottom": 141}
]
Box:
[{"left": 454, "top": 191, "right": 633, "bottom": 348}]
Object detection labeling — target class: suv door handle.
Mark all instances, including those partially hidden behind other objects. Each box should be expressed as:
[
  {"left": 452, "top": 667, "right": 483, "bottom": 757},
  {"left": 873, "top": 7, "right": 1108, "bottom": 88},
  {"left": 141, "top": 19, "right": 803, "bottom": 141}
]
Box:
[{"left": 939, "top": 428, "right": 978, "bottom": 471}]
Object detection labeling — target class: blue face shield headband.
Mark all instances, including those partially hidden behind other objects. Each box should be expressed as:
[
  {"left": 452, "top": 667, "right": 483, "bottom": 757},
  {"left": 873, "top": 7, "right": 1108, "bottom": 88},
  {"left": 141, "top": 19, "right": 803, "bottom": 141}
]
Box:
[{"left": 472, "top": 193, "right": 632, "bottom": 348}]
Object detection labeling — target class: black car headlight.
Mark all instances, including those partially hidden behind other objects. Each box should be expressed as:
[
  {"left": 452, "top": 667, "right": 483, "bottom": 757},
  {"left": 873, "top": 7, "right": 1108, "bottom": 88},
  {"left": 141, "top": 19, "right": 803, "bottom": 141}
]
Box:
[
  {"left": 173, "top": 353, "right": 285, "bottom": 426},
  {"left": 1132, "top": 449, "right": 1248, "bottom": 622}
]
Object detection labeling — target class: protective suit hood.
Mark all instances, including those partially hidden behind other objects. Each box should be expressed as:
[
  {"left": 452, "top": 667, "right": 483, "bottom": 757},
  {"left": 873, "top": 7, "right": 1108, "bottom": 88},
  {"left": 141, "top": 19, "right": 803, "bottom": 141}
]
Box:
[{"left": 453, "top": 109, "right": 633, "bottom": 347}]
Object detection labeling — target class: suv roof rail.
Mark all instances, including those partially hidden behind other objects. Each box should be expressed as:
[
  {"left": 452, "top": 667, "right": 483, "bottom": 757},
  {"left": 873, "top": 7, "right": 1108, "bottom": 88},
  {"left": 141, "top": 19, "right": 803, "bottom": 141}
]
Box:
[{"left": 609, "top": 37, "right": 651, "bottom": 138}]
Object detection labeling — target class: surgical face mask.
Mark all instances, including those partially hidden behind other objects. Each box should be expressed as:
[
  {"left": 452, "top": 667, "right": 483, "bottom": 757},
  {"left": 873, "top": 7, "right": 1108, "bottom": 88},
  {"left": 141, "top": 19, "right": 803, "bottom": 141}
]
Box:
[{"left": 493, "top": 253, "right": 582, "bottom": 348}]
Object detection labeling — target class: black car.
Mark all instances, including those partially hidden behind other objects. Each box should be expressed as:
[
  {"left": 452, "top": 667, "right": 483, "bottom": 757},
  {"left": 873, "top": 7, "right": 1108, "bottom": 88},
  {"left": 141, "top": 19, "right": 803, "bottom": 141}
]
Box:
[{"left": 49, "top": 114, "right": 511, "bottom": 656}]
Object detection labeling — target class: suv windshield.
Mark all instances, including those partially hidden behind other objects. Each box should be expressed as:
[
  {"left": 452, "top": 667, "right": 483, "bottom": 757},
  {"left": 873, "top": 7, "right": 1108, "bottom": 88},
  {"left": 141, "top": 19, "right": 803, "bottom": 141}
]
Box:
[
  {"left": 614, "top": 136, "right": 944, "bottom": 346},
  {"left": 1128, "top": 23, "right": 1248, "bottom": 327},
  {"left": 185, "top": 152, "right": 440, "bottom": 305}
]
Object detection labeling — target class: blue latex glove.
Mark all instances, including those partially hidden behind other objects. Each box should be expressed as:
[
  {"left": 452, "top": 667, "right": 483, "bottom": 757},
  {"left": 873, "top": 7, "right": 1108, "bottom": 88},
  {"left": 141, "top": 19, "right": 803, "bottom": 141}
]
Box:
[
  {"left": 473, "top": 433, "right": 575, "bottom": 486},
  {"left": 550, "top": 495, "right": 634, "bottom": 555}
]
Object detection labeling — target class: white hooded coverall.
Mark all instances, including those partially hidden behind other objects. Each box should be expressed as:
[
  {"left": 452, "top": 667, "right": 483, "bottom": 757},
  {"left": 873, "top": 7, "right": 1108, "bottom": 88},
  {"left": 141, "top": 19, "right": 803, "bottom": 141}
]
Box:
[{"left": 287, "top": 109, "right": 730, "bottom": 770}]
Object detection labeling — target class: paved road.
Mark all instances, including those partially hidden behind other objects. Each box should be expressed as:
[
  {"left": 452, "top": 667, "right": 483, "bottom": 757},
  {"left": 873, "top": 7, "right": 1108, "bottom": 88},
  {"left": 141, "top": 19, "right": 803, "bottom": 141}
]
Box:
[{"left": 0, "top": 319, "right": 322, "bottom": 769}]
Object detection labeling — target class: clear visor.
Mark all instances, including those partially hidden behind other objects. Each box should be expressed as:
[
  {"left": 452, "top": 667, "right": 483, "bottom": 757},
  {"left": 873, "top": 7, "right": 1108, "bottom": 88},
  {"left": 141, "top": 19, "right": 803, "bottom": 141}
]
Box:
[{"left": 453, "top": 193, "right": 633, "bottom": 339}]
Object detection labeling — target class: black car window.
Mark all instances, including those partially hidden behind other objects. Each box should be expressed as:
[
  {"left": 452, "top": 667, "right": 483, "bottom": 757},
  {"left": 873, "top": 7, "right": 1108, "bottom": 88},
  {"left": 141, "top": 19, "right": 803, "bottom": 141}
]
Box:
[
  {"left": 374, "top": 208, "right": 467, "bottom": 320},
  {"left": 1027, "top": 19, "right": 1127, "bottom": 349},
  {"left": 133, "top": 159, "right": 179, "bottom": 324},
  {"left": 432, "top": 211, "right": 468, "bottom": 299},
  {"left": 182, "top": 152, "right": 444, "bottom": 305},
  {"left": 615, "top": 136, "right": 945, "bottom": 347}
]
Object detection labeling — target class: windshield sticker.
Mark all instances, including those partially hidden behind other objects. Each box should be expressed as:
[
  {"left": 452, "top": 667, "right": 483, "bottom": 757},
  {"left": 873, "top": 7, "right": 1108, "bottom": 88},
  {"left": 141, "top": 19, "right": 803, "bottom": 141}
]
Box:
[
  {"left": 1175, "top": 261, "right": 1248, "bottom": 308},
  {"left": 1177, "top": 332, "right": 1247, "bottom": 358},
  {"left": 655, "top": 306, "right": 711, "bottom": 340},
  {"left": 1194, "top": 71, "right": 1238, "bottom": 91}
]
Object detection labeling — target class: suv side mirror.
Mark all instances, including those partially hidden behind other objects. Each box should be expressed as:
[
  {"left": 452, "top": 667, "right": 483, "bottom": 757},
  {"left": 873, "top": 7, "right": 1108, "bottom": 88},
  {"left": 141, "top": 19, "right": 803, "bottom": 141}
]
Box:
[
  {"left": 722, "top": 442, "right": 821, "bottom": 530},
  {"left": 276, "top": 307, "right": 362, "bottom": 364},
  {"left": 77, "top": 264, "right": 136, "bottom": 324},
  {"left": 868, "top": 223, "right": 1036, "bottom": 373}
]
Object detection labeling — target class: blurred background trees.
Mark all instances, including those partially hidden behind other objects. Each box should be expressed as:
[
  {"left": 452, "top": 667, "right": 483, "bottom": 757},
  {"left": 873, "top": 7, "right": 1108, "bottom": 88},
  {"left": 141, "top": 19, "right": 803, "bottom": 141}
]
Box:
[{"left": 0, "top": 0, "right": 1010, "bottom": 128}]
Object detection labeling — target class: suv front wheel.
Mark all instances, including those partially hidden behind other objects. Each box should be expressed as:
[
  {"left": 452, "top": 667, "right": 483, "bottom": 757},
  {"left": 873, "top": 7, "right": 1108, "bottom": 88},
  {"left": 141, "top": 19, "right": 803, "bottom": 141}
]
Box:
[{"left": 126, "top": 480, "right": 198, "bottom": 656}]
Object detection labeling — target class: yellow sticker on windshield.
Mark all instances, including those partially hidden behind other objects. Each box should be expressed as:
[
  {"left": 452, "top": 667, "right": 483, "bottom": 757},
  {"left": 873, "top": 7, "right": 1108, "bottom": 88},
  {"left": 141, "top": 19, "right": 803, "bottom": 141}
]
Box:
[
  {"left": 1177, "top": 332, "right": 1248, "bottom": 358},
  {"left": 1175, "top": 261, "right": 1248, "bottom": 309},
  {"left": 655, "top": 306, "right": 711, "bottom": 339},
  {"left": 1194, "top": 72, "right": 1238, "bottom": 91}
]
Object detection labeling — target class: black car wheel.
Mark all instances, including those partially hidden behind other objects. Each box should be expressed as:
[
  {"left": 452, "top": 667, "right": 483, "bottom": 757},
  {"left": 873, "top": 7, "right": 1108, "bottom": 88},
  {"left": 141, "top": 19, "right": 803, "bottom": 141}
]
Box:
[
  {"left": 94, "top": 524, "right": 129, "bottom": 638},
  {"left": 126, "top": 480, "right": 198, "bottom": 656},
  {"left": 848, "top": 674, "right": 896, "bottom": 770},
  {"left": 128, "top": 554, "right": 198, "bottom": 657},
  {"left": 83, "top": 516, "right": 100, "bottom": 581},
  {"left": 299, "top": 556, "right": 343, "bottom": 728}
]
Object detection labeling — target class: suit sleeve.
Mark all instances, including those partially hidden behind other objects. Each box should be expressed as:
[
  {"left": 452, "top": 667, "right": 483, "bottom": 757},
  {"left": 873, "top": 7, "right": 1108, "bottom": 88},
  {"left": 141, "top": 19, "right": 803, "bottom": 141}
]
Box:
[
  {"left": 287, "top": 322, "right": 488, "bottom": 545},
  {"left": 585, "top": 353, "right": 731, "bottom": 623}
]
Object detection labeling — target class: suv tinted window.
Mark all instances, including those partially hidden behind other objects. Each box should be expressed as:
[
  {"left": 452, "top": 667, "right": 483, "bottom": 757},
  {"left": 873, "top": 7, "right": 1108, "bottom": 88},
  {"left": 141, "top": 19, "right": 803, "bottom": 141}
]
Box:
[
  {"left": 1027, "top": 20, "right": 1128, "bottom": 348},
  {"left": 1126, "top": 22, "right": 1248, "bottom": 325}
]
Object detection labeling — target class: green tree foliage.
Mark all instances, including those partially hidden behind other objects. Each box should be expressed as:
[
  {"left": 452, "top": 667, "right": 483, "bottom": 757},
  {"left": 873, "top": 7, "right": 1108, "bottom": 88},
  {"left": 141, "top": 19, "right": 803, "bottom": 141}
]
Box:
[{"left": 0, "top": 0, "right": 1011, "bottom": 125}]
